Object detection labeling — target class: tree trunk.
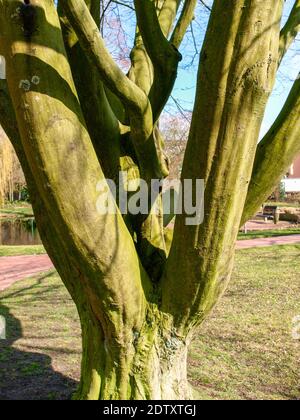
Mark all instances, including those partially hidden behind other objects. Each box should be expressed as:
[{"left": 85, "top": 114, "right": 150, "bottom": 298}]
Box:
[
  {"left": 1, "top": 0, "right": 299, "bottom": 402},
  {"left": 75, "top": 304, "right": 192, "bottom": 400}
]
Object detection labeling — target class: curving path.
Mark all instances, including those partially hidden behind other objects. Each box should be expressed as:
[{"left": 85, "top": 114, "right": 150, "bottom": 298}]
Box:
[
  {"left": 1, "top": 234, "right": 300, "bottom": 292},
  {"left": 0, "top": 254, "right": 53, "bottom": 291},
  {"left": 236, "top": 234, "right": 300, "bottom": 249}
]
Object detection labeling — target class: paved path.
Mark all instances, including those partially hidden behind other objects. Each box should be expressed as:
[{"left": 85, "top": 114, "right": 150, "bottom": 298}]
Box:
[
  {"left": 243, "top": 220, "right": 295, "bottom": 231},
  {"left": 0, "top": 255, "right": 53, "bottom": 291},
  {"left": 236, "top": 234, "right": 300, "bottom": 249},
  {"left": 1, "top": 234, "right": 300, "bottom": 292}
]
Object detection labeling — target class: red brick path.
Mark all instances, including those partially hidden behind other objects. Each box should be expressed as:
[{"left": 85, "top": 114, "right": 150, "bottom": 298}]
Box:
[
  {"left": 236, "top": 234, "right": 300, "bottom": 250},
  {"left": 0, "top": 255, "right": 53, "bottom": 291},
  {"left": 1, "top": 234, "right": 300, "bottom": 292}
]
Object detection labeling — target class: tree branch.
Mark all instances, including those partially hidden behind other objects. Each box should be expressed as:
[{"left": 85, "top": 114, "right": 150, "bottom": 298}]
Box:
[
  {"left": 61, "top": 0, "right": 169, "bottom": 179},
  {"left": 61, "top": 0, "right": 170, "bottom": 286},
  {"left": 279, "top": 0, "right": 300, "bottom": 64},
  {"left": 134, "top": 0, "right": 180, "bottom": 69},
  {"left": 58, "top": 0, "right": 121, "bottom": 180},
  {"left": 0, "top": 0, "right": 150, "bottom": 340},
  {"left": 157, "top": 0, "right": 181, "bottom": 38},
  {"left": 170, "top": 0, "right": 197, "bottom": 49},
  {"left": 161, "top": 0, "right": 284, "bottom": 330},
  {"left": 242, "top": 73, "right": 300, "bottom": 225},
  {"left": 199, "top": 0, "right": 211, "bottom": 12},
  {"left": 133, "top": 0, "right": 182, "bottom": 121},
  {"left": 112, "top": 0, "right": 135, "bottom": 11},
  {"left": 61, "top": 0, "right": 149, "bottom": 116}
]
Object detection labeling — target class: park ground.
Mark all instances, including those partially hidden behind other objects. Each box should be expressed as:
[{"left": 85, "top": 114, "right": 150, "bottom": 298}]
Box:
[{"left": 0, "top": 245, "right": 299, "bottom": 400}]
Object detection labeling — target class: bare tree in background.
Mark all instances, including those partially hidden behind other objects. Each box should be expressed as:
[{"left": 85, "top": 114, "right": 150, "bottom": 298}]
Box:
[{"left": 0, "top": 128, "right": 25, "bottom": 204}]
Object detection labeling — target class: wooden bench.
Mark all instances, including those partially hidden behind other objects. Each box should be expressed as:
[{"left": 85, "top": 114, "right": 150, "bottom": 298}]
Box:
[{"left": 263, "top": 205, "right": 280, "bottom": 223}]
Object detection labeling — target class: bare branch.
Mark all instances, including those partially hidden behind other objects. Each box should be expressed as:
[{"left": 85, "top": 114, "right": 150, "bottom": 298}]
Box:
[
  {"left": 111, "top": 0, "right": 134, "bottom": 11},
  {"left": 199, "top": 0, "right": 211, "bottom": 12},
  {"left": 279, "top": 0, "right": 300, "bottom": 64},
  {"left": 61, "top": 0, "right": 149, "bottom": 116},
  {"left": 171, "top": 95, "right": 191, "bottom": 122}
]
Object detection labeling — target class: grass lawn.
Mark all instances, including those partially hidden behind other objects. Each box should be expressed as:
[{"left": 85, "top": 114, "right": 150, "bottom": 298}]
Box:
[
  {"left": 238, "top": 228, "right": 300, "bottom": 240},
  {"left": 265, "top": 201, "right": 300, "bottom": 209},
  {"left": 0, "top": 208, "right": 34, "bottom": 217},
  {"left": 0, "top": 203, "right": 33, "bottom": 218},
  {"left": 0, "top": 245, "right": 46, "bottom": 257},
  {"left": 0, "top": 246, "right": 299, "bottom": 400}
]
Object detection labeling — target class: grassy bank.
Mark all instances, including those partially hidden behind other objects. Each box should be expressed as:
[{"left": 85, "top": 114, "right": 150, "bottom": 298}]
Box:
[
  {"left": 238, "top": 228, "right": 300, "bottom": 240},
  {"left": 0, "top": 246, "right": 299, "bottom": 399},
  {"left": 189, "top": 245, "right": 300, "bottom": 399},
  {"left": 265, "top": 202, "right": 300, "bottom": 209},
  {"left": 0, "top": 245, "right": 46, "bottom": 257},
  {"left": 0, "top": 203, "right": 33, "bottom": 218}
]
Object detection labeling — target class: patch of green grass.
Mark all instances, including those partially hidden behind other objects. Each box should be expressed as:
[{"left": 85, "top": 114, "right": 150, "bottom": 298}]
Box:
[
  {"left": 265, "top": 201, "right": 300, "bottom": 208},
  {"left": 0, "top": 271, "right": 79, "bottom": 400},
  {"left": 190, "top": 245, "right": 300, "bottom": 400},
  {"left": 0, "top": 209, "right": 34, "bottom": 218},
  {"left": 0, "top": 245, "right": 46, "bottom": 256},
  {"left": 238, "top": 228, "right": 300, "bottom": 240},
  {"left": 0, "top": 203, "right": 33, "bottom": 218},
  {"left": 0, "top": 246, "right": 299, "bottom": 399}
]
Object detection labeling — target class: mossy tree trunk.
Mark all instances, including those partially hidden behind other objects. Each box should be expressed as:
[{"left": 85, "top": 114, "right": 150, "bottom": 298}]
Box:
[{"left": 0, "top": 0, "right": 299, "bottom": 400}]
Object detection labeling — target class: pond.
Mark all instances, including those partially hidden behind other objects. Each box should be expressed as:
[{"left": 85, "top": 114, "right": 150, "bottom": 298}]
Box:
[{"left": 0, "top": 218, "right": 42, "bottom": 246}]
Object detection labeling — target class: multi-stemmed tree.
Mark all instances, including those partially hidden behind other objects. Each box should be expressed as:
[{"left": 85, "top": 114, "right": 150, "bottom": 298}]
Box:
[{"left": 0, "top": 0, "right": 299, "bottom": 399}]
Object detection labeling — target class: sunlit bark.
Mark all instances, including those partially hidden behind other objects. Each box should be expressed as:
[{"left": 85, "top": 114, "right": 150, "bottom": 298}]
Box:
[{"left": 0, "top": 0, "right": 299, "bottom": 400}]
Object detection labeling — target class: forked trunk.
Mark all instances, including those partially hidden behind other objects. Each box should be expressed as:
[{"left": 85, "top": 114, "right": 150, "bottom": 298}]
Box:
[
  {"left": 0, "top": 0, "right": 293, "bottom": 403},
  {"left": 75, "top": 304, "right": 193, "bottom": 400}
]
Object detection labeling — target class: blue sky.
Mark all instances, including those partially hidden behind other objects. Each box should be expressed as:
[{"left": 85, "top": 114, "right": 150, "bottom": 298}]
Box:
[{"left": 169, "top": 0, "right": 300, "bottom": 139}]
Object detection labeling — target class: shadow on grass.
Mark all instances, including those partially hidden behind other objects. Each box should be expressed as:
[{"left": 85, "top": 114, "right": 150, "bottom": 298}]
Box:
[{"left": 0, "top": 283, "right": 78, "bottom": 400}]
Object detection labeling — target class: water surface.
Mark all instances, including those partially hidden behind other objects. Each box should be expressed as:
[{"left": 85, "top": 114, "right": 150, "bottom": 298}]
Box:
[{"left": 0, "top": 218, "right": 41, "bottom": 246}]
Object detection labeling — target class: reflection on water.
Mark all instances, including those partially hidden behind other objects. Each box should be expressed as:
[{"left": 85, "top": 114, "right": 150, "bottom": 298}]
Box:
[{"left": 0, "top": 218, "right": 41, "bottom": 246}]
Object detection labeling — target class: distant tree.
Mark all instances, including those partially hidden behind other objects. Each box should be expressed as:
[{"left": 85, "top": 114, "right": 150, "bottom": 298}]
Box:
[
  {"left": 0, "top": 0, "right": 300, "bottom": 400},
  {"left": 161, "top": 113, "right": 191, "bottom": 179},
  {"left": 0, "top": 129, "right": 13, "bottom": 205},
  {"left": 0, "top": 127, "right": 25, "bottom": 204}
]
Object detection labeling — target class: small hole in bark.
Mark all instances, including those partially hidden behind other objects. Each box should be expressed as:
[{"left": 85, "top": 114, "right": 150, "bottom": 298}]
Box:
[{"left": 24, "top": 0, "right": 30, "bottom": 4}]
